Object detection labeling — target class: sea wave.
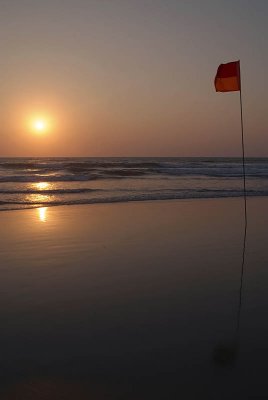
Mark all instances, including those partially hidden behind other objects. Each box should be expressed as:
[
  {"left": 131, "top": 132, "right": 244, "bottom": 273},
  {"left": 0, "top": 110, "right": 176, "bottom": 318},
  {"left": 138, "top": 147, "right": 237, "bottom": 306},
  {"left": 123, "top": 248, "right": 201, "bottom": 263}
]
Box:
[
  {"left": 0, "top": 188, "right": 102, "bottom": 194},
  {"left": 1, "top": 157, "right": 268, "bottom": 211},
  {"left": 1, "top": 188, "right": 268, "bottom": 211},
  {"left": 1, "top": 158, "right": 268, "bottom": 182},
  {"left": 0, "top": 175, "right": 98, "bottom": 183}
]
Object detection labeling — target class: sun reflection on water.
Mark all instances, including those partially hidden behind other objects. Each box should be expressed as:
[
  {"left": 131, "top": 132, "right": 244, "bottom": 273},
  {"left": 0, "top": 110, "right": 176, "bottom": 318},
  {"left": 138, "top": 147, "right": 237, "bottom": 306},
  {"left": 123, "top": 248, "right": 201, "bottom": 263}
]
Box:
[
  {"left": 38, "top": 207, "right": 48, "bottom": 222},
  {"left": 34, "top": 182, "right": 50, "bottom": 190},
  {"left": 26, "top": 181, "right": 54, "bottom": 206},
  {"left": 26, "top": 193, "right": 51, "bottom": 204}
]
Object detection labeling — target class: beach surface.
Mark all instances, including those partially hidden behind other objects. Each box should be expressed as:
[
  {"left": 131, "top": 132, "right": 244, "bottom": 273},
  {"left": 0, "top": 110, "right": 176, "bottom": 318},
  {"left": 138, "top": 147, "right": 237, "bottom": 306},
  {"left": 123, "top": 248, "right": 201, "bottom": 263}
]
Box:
[{"left": 1, "top": 198, "right": 268, "bottom": 399}]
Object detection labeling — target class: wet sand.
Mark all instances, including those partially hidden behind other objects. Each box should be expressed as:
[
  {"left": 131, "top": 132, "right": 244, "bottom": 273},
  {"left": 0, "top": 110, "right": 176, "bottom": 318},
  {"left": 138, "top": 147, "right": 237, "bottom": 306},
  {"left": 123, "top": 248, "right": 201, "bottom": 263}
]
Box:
[{"left": 1, "top": 198, "right": 268, "bottom": 399}]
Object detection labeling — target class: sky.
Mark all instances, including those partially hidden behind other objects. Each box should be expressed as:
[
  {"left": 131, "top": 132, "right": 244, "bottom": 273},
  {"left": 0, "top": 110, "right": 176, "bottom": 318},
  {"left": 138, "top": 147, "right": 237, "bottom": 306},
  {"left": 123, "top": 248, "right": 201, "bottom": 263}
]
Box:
[{"left": 1, "top": 0, "right": 268, "bottom": 157}]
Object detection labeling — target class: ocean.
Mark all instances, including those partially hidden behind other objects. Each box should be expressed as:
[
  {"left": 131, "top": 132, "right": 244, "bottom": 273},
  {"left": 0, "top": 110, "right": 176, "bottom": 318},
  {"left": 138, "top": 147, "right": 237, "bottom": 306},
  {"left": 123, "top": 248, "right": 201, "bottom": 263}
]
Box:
[{"left": 1, "top": 157, "right": 268, "bottom": 211}]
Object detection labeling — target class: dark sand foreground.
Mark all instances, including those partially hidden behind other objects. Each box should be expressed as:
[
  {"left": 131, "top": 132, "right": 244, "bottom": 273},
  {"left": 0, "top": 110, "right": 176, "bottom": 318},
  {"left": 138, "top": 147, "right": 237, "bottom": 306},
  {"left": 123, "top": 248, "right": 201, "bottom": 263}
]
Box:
[{"left": 1, "top": 198, "right": 268, "bottom": 399}]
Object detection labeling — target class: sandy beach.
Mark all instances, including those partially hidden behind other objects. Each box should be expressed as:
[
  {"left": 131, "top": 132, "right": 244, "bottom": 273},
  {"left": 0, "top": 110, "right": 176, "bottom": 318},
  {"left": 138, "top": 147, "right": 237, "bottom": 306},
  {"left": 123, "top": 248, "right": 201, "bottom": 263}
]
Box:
[{"left": 1, "top": 197, "right": 268, "bottom": 399}]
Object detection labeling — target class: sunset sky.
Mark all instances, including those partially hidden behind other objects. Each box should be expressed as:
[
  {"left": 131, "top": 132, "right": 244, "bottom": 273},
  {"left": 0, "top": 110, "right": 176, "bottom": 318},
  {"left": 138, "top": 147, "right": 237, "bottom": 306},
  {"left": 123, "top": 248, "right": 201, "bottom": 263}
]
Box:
[{"left": 1, "top": 0, "right": 268, "bottom": 157}]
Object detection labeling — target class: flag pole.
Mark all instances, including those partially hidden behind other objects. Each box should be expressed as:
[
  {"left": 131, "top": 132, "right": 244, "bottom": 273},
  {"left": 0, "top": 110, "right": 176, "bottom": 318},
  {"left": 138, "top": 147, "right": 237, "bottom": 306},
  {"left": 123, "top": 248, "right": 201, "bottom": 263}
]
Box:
[
  {"left": 214, "top": 60, "right": 248, "bottom": 346},
  {"left": 236, "top": 61, "right": 247, "bottom": 340},
  {"left": 239, "top": 63, "right": 247, "bottom": 227}
]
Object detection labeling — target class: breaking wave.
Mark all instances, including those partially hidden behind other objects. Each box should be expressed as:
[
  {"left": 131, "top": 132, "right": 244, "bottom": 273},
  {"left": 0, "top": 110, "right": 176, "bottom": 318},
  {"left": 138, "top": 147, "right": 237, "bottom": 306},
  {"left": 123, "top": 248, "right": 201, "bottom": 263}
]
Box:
[{"left": 1, "top": 157, "right": 268, "bottom": 210}]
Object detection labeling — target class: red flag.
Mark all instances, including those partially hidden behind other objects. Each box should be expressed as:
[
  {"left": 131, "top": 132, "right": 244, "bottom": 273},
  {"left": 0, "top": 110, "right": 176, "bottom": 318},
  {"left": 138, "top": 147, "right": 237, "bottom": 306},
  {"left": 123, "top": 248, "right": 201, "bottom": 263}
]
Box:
[{"left": 214, "top": 61, "right": 240, "bottom": 92}]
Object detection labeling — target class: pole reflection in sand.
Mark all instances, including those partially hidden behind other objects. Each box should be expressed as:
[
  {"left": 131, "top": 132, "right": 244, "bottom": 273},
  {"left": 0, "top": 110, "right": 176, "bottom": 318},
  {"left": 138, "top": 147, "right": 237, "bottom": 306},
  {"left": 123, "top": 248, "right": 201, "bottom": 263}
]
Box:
[{"left": 213, "top": 218, "right": 247, "bottom": 367}]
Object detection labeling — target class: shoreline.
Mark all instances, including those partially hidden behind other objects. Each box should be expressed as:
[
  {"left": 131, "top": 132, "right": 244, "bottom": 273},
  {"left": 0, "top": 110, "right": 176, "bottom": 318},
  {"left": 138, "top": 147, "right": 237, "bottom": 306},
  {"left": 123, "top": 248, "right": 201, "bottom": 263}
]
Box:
[{"left": 0, "top": 193, "right": 261, "bottom": 213}]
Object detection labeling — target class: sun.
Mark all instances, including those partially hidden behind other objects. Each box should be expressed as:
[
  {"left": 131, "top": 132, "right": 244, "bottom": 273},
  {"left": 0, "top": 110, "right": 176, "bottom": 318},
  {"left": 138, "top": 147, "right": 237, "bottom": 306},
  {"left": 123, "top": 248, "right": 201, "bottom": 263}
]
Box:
[
  {"left": 33, "top": 119, "right": 46, "bottom": 133},
  {"left": 26, "top": 113, "right": 54, "bottom": 135}
]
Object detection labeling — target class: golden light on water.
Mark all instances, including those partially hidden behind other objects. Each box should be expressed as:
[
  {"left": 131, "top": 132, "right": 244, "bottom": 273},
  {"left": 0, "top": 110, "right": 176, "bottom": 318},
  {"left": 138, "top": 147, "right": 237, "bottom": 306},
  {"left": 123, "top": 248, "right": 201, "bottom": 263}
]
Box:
[
  {"left": 38, "top": 207, "right": 48, "bottom": 222},
  {"left": 26, "top": 193, "right": 52, "bottom": 208},
  {"left": 35, "top": 182, "right": 50, "bottom": 190},
  {"left": 30, "top": 184, "right": 54, "bottom": 222}
]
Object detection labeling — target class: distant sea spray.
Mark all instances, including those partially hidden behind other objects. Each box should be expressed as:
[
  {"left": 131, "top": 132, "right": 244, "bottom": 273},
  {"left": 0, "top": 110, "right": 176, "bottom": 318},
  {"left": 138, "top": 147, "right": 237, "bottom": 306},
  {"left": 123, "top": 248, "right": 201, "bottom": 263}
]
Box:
[{"left": 0, "top": 157, "right": 268, "bottom": 210}]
